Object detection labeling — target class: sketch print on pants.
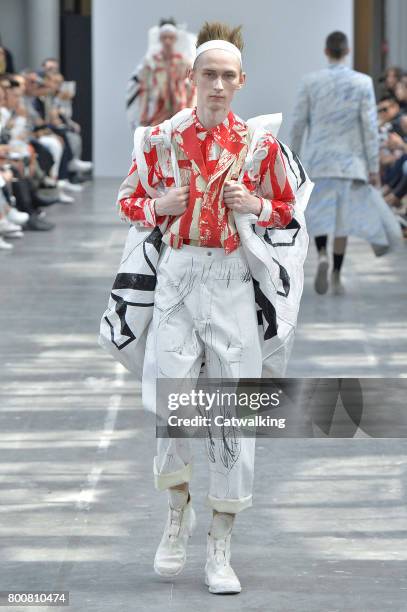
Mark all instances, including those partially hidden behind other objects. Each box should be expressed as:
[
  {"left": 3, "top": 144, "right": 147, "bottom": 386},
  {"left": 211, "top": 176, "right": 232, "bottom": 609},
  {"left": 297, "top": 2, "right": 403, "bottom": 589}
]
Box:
[{"left": 149, "top": 243, "right": 262, "bottom": 513}]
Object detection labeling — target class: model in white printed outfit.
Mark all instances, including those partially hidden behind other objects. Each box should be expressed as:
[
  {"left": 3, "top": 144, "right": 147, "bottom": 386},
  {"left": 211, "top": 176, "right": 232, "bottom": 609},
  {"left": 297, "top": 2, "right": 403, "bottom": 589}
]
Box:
[{"left": 103, "top": 21, "right": 311, "bottom": 595}]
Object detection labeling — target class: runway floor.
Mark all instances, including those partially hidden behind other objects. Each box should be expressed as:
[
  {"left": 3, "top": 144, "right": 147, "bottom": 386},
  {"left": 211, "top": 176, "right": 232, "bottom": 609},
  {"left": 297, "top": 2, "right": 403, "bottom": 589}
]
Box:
[{"left": 0, "top": 178, "right": 406, "bottom": 611}]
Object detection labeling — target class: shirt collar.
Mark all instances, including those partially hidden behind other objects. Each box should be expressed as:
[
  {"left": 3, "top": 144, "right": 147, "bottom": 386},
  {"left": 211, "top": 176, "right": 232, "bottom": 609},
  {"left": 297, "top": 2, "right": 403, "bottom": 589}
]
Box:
[
  {"left": 328, "top": 62, "right": 348, "bottom": 70},
  {"left": 192, "top": 107, "right": 235, "bottom": 140}
]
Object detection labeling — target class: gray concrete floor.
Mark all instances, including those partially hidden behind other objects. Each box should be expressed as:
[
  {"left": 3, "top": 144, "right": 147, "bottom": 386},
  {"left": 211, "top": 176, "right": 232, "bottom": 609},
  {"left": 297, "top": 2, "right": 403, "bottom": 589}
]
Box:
[{"left": 0, "top": 178, "right": 406, "bottom": 612}]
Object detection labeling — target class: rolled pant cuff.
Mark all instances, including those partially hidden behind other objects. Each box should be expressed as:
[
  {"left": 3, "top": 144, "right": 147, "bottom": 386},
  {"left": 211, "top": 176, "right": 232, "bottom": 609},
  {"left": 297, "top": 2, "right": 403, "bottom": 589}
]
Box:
[
  {"left": 207, "top": 493, "right": 253, "bottom": 513},
  {"left": 153, "top": 458, "right": 193, "bottom": 491}
]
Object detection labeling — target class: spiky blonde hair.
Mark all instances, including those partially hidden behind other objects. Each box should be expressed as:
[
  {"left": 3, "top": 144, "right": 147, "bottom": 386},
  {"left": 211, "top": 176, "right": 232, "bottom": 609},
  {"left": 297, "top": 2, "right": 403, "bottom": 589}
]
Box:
[{"left": 196, "top": 21, "right": 244, "bottom": 51}]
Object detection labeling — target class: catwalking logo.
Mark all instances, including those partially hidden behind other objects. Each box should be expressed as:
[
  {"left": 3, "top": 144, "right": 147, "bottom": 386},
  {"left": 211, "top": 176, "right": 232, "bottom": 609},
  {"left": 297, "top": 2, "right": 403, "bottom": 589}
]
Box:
[
  {"left": 166, "top": 389, "right": 286, "bottom": 430},
  {"left": 167, "top": 389, "right": 281, "bottom": 412}
]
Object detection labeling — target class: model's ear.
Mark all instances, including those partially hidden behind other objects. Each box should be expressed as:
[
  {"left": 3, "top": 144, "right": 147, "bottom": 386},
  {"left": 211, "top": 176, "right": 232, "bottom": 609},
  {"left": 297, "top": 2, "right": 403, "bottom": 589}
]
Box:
[
  {"left": 236, "top": 71, "right": 246, "bottom": 90},
  {"left": 187, "top": 67, "right": 195, "bottom": 84}
]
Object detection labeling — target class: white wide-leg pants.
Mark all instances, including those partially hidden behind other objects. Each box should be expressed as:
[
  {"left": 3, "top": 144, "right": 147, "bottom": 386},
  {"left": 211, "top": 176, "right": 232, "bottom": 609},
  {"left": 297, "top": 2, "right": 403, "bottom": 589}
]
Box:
[{"left": 145, "top": 244, "right": 263, "bottom": 513}]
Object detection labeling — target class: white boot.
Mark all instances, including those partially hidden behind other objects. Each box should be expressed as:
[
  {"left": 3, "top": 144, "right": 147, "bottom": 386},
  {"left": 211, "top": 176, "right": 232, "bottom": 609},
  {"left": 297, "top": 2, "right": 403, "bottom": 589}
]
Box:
[
  {"left": 154, "top": 489, "right": 196, "bottom": 577},
  {"left": 205, "top": 513, "right": 241, "bottom": 594},
  {"left": 314, "top": 253, "right": 329, "bottom": 295}
]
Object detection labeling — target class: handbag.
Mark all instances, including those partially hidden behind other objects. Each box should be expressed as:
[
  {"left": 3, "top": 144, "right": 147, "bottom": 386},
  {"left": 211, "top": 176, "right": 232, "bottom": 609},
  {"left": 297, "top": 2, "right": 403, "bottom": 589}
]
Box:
[
  {"left": 98, "top": 220, "right": 168, "bottom": 378},
  {"left": 98, "top": 114, "right": 181, "bottom": 377}
]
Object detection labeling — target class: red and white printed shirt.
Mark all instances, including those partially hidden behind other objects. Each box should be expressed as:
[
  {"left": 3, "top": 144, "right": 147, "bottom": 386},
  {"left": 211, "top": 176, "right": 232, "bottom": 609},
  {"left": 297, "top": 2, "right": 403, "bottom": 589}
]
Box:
[{"left": 118, "top": 108, "right": 295, "bottom": 253}]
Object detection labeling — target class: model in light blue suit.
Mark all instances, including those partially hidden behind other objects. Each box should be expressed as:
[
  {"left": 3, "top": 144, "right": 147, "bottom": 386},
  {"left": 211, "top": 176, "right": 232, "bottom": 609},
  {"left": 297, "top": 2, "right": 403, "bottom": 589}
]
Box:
[
  {"left": 289, "top": 31, "right": 387, "bottom": 296},
  {"left": 290, "top": 64, "right": 379, "bottom": 182}
]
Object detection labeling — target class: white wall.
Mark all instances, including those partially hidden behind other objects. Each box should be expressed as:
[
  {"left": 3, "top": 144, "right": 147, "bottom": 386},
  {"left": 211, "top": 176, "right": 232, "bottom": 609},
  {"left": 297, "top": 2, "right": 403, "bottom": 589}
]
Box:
[
  {"left": 0, "top": 0, "right": 27, "bottom": 71},
  {"left": 386, "top": 0, "right": 407, "bottom": 69},
  {"left": 93, "top": 0, "right": 353, "bottom": 177},
  {"left": 25, "top": 0, "right": 59, "bottom": 71},
  {"left": 0, "top": 0, "right": 59, "bottom": 71}
]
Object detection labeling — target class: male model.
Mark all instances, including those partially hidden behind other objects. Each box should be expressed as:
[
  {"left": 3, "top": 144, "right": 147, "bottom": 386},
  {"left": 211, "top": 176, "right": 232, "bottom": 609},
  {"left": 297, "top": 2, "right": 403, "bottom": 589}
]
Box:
[
  {"left": 126, "top": 18, "right": 196, "bottom": 129},
  {"left": 290, "top": 31, "right": 381, "bottom": 294},
  {"left": 115, "top": 21, "right": 306, "bottom": 594}
]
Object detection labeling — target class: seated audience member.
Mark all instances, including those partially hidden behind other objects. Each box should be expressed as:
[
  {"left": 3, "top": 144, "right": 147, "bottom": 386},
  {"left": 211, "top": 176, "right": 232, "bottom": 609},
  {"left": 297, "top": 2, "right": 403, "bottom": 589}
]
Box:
[
  {"left": 380, "top": 66, "right": 404, "bottom": 96},
  {"left": 0, "top": 35, "right": 14, "bottom": 73},
  {"left": 394, "top": 76, "right": 407, "bottom": 112},
  {"left": 42, "top": 58, "right": 60, "bottom": 75},
  {"left": 378, "top": 94, "right": 404, "bottom": 133},
  {"left": 22, "top": 71, "right": 78, "bottom": 202},
  {"left": 44, "top": 71, "right": 92, "bottom": 176},
  {"left": 382, "top": 115, "right": 407, "bottom": 208}
]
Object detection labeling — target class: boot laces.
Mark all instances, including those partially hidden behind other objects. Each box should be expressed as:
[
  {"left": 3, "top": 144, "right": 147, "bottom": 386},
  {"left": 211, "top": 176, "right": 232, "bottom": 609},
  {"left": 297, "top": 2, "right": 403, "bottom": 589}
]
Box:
[
  {"left": 168, "top": 507, "right": 182, "bottom": 540},
  {"left": 213, "top": 537, "right": 228, "bottom": 565}
]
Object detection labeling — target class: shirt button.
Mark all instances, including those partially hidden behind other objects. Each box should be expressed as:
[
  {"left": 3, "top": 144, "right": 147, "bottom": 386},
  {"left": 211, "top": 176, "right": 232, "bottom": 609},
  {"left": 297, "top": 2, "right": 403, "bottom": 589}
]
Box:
[{"left": 207, "top": 251, "right": 212, "bottom": 256}]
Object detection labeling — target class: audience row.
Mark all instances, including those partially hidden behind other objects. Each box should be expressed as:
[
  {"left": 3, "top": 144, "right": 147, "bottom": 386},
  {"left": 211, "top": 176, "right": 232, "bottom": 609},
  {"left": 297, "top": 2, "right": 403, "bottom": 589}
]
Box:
[
  {"left": 0, "top": 52, "right": 92, "bottom": 251},
  {"left": 378, "top": 66, "right": 407, "bottom": 236}
]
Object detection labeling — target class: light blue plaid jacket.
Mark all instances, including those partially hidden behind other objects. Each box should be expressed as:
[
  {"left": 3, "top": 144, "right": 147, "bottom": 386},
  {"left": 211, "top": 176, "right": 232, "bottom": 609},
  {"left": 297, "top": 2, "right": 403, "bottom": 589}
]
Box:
[{"left": 290, "top": 64, "right": 379, "bottom": 181}]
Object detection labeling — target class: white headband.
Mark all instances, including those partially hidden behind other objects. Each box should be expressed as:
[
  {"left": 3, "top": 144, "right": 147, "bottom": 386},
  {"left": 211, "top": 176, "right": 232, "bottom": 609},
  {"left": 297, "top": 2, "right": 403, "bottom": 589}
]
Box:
[
  {"left": 159, "top": 24, "right": 177, "bottom": 35},
  {"left": 194, "top": 40, "right": 242, "bottom": 65}
]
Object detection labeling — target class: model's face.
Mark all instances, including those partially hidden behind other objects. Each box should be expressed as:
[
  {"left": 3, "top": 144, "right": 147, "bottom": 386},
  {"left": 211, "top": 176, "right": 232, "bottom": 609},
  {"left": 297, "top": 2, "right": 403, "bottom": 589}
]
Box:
[
  {"left": 190, "top": 50, "right": 245, "bottom": 114},
  {"left": 160, "top": 33, "right": 177, "bottom": 54}
]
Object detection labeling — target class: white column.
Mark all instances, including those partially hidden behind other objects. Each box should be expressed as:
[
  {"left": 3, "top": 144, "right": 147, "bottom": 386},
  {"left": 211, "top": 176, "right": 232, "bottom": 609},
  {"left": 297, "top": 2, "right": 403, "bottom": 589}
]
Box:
[
  {"left": 386, "top": 0, "right": 407, "bottom": 68},
  {"left": 25, "top": 0, "right": 60, "bottom": 70}
]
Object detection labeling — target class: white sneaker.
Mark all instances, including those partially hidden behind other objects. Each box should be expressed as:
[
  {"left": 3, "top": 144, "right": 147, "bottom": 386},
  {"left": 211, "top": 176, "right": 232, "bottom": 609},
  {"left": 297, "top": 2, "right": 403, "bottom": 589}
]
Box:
[
  {"left": 57, "top": 179, "right": 83, "bottom": 193},
  {"left": 205, "top": 514, "right": 241, "bottom": 594},
  {"left": 5, "top": 230, "right": 24, "bottom": 239},
  {"left": 331, "top": 271, "right": 345, "bottom": 295},
  {"left": 0, "top": 218, "right": 21, "bottom": 235},
  {"left": 58, "top": 191, "right": 75, "bottom": 204},
  {"left": 42, "top": 176, "right": 58, "bottom": 188},
  {"left": 7, "top": 208, "right": 29, "bottom": 226},
  {"left": 314, "top": 254, "right": 329, "bottom": 295},
  {"left": 154, "top": 492, "right": 196, "bottom": 577},
  {"left": 68, "top": 158, "right": 93, "bottom": 173},
  {"left": 0, "top": 236, "right": 13, "bottom": 250}
]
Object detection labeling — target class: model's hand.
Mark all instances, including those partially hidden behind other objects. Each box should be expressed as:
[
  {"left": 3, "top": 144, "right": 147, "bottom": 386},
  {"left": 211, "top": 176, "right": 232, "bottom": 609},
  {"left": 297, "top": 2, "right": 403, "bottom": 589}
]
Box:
[
  {"left": 369, "top": 172, "right": 381, "bottom": 188},
  {"left": 155, "top": 186, "right": 189, "bottom": 216},
  {"left": 223, "top": 181, "right": 261, "bottom": 215}
]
